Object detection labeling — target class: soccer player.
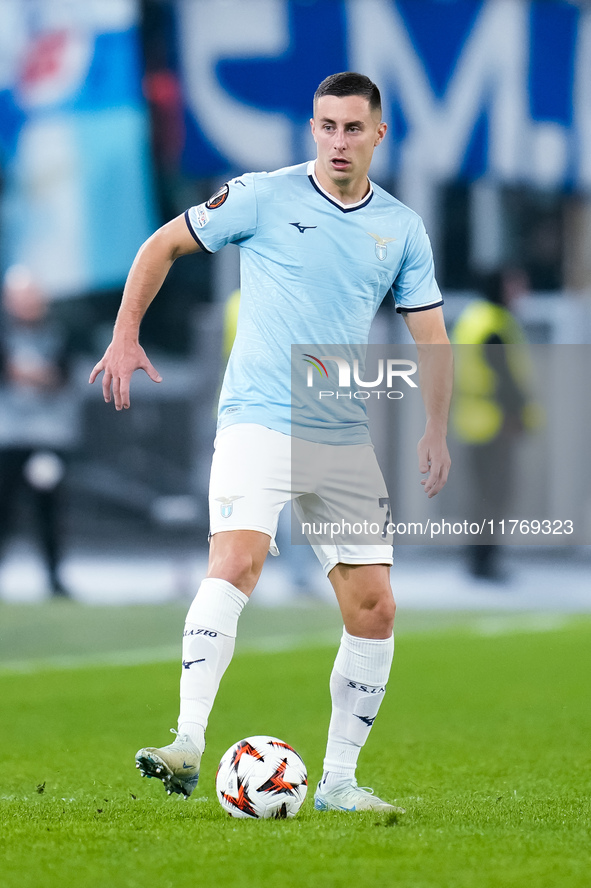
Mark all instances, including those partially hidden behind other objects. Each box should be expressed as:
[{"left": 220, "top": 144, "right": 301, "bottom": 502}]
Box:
[{"left": 90, "top": 72, "right": 452, "bottom": 812}]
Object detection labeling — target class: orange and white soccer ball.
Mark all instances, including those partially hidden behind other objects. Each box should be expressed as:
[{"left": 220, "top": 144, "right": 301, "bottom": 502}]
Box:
[{"left": 216, "top": 735, "right": 308, "bottom": 819}]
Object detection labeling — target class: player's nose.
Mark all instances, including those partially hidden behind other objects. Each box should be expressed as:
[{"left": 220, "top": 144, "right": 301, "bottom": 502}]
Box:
[{"left": 332, "top": 128, "right": 348, "bottom": 149}]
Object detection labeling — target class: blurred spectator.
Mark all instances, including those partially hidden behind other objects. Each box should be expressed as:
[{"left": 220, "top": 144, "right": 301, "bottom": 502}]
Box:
[
  {"left": 452, "top": 268, "right": 537, "bottom": 581},
  {"left": 143, "top": 67, "right": 186, "bottom": 222},
  {"left": 0, "top": 266, "right": 79, "bottom": 598}
]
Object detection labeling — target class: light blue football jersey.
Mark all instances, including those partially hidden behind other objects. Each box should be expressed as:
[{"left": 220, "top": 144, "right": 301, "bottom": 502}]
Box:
[{"left": 186, "top": 161, "right": 443, "bottom": 444}]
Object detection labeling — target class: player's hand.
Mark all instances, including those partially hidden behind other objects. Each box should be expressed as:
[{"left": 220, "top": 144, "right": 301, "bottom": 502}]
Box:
[
  {"left": 417, "top": 427, "right": 451, "bottom": 498},
  {"left": 89, "top": 339, "right": 162, "bottom": 410}
]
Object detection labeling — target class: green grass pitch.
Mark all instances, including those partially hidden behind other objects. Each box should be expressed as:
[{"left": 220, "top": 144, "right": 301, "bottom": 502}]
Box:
[{"left": 1, "top": 604, "right": 590, "bottom": 888}]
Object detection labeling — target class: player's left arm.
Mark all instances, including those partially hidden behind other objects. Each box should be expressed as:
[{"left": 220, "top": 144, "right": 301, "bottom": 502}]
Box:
[{"left": 402, "top": 306, "right": 452, "bottom": 497}]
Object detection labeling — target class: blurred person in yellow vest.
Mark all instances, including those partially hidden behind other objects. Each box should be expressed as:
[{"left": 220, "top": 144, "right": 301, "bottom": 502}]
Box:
[
  {"left": 452, "top": 268, "right": 537, "bottom": 581},
  {"left": 221, "top": 288, "right": 241, "bottom": 365}
]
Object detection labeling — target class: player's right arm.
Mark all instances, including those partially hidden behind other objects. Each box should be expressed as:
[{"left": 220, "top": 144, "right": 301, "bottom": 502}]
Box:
[{"left": 89, "top": 214, "right": 201, "bottom": 410}]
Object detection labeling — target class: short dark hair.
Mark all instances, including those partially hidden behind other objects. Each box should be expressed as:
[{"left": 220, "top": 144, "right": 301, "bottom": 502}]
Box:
[{"left": 313, "top": 72, "right": 382, "bottom": 115}]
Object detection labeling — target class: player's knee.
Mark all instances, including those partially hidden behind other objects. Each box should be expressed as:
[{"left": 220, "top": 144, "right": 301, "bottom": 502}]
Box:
[
  {"left": 377, "top": 596, "right": 396, "bottom": 632},
  {"left": 209, "top": 548, "right": 261, "bottom": 594},
  {"left": 374, "top": 591, "right": 396, "bottom": 632},
  {"left": 387, "top": 595, "right": 397, "bottom": 625},
  {"left": 359, "top": 589, "right": 396, "bottom": 633}
]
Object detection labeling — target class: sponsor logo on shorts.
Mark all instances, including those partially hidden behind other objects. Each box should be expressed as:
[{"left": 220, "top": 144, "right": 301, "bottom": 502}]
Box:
[{"left": 216, "top": 495, "right": 244, "bottom": 518}]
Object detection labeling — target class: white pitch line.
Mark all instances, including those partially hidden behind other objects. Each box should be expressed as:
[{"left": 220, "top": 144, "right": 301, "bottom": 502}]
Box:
[
  {"left": 0, "top": 614, "right": 581, "bottom": 676},
  {"left": 472, "top": 612, "right": 570, "bottom": 636},
  {"left": 0, "top": 645, "right": 180, "bottom": 675},
  {"left": 0, "top": 633, "right": 337, "bottom": 675}
]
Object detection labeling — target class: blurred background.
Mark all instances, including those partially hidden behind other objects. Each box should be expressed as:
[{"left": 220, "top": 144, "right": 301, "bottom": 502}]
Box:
[{"left": 1, "top": 0, "right": 590, "bottom": 609}]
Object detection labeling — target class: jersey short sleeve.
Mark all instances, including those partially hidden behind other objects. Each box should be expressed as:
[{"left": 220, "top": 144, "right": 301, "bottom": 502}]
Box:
[
  {"left": 185, "top": 174, "right": 258, "bottom": 253},
  {"left": 392, "top": 216, "right": 443, "bottom": 313}
]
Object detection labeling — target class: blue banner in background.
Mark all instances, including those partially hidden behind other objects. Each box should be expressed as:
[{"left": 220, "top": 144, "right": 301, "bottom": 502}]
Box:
[
  {"left": 1, "top": 0, "right": 587, "bottom": 302},
  {"left": 0, "top": 0, "right": 157, "bottom": 299},
  {"left": 175, "top": 0, "right": 589, "bottom": 191}
]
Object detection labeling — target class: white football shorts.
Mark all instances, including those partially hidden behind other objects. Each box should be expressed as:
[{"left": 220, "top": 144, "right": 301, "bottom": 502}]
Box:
[{"left": 208, "top": 423, "right": 393, "bottom": 575}]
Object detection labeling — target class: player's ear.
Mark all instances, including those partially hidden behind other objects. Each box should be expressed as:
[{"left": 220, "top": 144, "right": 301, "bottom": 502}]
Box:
[
  {"left": 374, "top": 121, "right": 387, "bottom": 146},
  {"left": 310, "top": 117, "right": 317, "bottom": 143}
]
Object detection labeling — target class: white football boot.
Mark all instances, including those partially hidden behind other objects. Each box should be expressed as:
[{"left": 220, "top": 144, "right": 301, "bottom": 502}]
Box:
[
  {"left": 135, "top": 730, "right": 202, "bottom": 798},
  {"left": 314, "top": 778, "right": 405, "bottom": 813}
]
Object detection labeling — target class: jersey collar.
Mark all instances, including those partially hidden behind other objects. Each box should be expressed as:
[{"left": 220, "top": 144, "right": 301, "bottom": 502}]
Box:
[{"left": 307, "top": 161, "right": 373, "bottom": 213}]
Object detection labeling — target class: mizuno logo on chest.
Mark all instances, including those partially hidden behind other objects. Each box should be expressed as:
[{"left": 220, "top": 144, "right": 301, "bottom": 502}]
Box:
[{"left": 290, "top": 222, "right": 317, "bottom": 233}]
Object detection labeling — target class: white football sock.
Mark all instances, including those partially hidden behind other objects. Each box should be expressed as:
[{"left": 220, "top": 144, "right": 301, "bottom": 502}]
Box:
[
  {"left": 177, "top": 578, "right": 249, "bottom": 750},
  {"left": 322, "top": 628, "right": 394, "bottom": 788}
]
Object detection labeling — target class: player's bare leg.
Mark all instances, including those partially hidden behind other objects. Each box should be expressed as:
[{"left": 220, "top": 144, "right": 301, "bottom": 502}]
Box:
[
  {"left": 314, "top": 563, "right": 405, "bottom": 813},
  {"left": 135, "top": 530, "right": 270, "bottom": 797},
  {"left": 330, "top": 563, "right": 395, "bottom": 639},
  {"left": 206, "top": 529, "right": 271, "bottom": 594}
]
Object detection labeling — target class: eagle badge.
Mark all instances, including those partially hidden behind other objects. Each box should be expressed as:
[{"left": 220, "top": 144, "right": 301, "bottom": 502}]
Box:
[{"left": 367, "top": 232, "right": 397, "bottom": 261}]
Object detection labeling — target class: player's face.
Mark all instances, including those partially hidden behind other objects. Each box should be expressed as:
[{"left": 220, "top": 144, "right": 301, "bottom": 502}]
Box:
[{"left": 310, "top": 94, "right": 387, "bottom": 198}]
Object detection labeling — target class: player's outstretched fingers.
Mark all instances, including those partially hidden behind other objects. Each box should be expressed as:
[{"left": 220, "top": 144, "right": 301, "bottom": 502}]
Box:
[
  {"left": 101, "top": 370, "right": 113, "bottom": 404},
  {"left": 437, "top": 461, "right": 450, "bottom": 493},
  {"left": 117, "top": 374, "right": 132, "bottom": 410},
  {"left": 422, "top": 456, "right": 450, "bottom": 497},
  {"left": 418, "top": 451, "right": 431, "bottom": 487},
  {"left": 143, "top": 359, "right": 163, "bottom": 384},
  {"left": 423, "top": 467, "right": 441, "bottom": 498},
  {"left": 112, "top": 374, "right": 123, "bottom": 410},
  {"left": 88, "top": 361, "right": 103, "bottom": 385}
]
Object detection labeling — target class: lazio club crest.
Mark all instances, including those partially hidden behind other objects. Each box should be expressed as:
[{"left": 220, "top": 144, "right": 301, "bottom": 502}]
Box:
[
  {"left": 367, "top": 232, "right": 396, "bottom": 261},
  {"left": 216, "top": 495, "right": 243, "bottom": 518}
]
